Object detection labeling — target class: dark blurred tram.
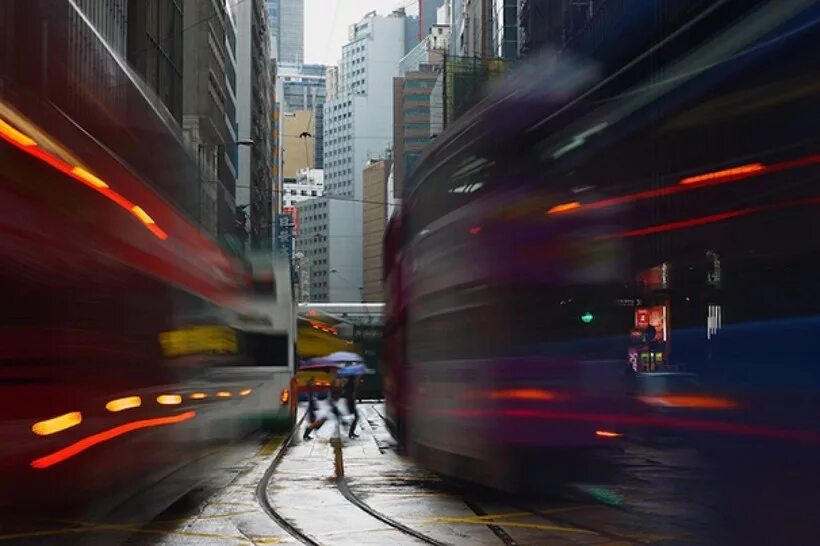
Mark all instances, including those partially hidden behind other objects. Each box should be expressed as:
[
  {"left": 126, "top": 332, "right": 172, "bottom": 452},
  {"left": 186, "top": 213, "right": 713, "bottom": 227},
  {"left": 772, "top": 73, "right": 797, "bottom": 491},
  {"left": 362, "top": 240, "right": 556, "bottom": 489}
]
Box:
[
  {"left": 385, "top": 0, "right": 820, "bottom": 490},
  {"left": 0, "top": 0, "right": 295, "bottom": 521}
]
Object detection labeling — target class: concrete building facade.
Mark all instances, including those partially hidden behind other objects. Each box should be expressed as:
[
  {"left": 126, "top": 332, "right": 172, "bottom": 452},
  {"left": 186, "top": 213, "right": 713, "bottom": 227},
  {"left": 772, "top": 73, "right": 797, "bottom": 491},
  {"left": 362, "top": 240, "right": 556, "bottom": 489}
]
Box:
[
  {"left": 323, "top": 10, "right": 407, "bottom": 200},
  {"left": 362, "top": 159, "right": 391, "bottom": 302},
  {"left": 182, "top": 0, "right": 239, "bottom": 238},
  {"left": 318, "top": 10, "right": 408, "bottom": 302},
  {"left": 278, "top": 64, "right": 326, "bottom": 112},
  {"left": 297, "top": 198, "right": 361, "bottom": 302},
  {"left": 283, "top": 169, "right": 324, "bottom": 209},
  {"left": 393, "top": 27, "right": 449, "bottom": 197},
  {"left": 232, "top": 0, "right": 273, "bottom": 250}
]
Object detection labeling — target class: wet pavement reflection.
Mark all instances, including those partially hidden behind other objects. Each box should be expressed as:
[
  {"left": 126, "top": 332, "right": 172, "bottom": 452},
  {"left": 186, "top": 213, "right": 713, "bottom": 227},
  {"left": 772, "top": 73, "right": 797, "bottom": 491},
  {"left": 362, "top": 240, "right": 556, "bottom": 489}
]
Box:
[{"left": 6, "top": 403, "right": 819, "bottom": 545}]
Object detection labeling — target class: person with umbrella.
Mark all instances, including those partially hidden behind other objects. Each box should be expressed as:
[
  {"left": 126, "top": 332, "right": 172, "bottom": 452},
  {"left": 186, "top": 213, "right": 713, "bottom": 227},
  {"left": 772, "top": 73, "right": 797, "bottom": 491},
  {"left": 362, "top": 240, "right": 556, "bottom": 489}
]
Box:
[
  {"left": 343, "top": 376, "right": 360, "bottom": 439},
  {"left": 336, "top": 363, "right": 369, "bottom": 439}
]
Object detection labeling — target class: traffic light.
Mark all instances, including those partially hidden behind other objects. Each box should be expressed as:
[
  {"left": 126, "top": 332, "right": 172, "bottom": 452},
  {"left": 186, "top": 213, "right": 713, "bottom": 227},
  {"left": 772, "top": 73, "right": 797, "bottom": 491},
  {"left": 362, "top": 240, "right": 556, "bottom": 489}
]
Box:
[{"left": 580, "top": 312, "right": 594, "bottom": 324}]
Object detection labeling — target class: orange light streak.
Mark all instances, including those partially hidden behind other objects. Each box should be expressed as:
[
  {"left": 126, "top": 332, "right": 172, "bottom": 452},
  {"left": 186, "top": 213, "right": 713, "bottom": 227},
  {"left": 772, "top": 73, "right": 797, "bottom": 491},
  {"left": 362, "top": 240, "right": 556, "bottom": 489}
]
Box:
[
  {"left": 32, "top": 412, "right": 82, "bottom": 436},
  {"left": 71, "top": 166, "right": 109, "bottom": 189},
  {"left": 490, "top": 389, "right": 557, "bottom": 401},
  {"left": 0, "top": 118, "right": 37, "bottom": 147},
  {"left": 156, "top": 394, "right": 182, "bottom": 405},
  {"left": 30, "top": 411, "right": 196, "bottom": 469},
  {"left": 638, "top": 395, "right": 739, "bottom": 409},
  {"left": 679, "top": 163, "right": 765, "bottom": 185},
  {"left": 0, "top": 113, "right": 169, "bottom": 240},
  {"left": 595, "top": 430, "right": 622, "bottom": 438},
  {"left": 105, "top": 396, "right": 142, "bottom": 412},
  {"left": 547, "top": 155, "right": 820, "bottom": 216},
  {"left": 547, "top": 201, "right": 581, "bottom": 215}
]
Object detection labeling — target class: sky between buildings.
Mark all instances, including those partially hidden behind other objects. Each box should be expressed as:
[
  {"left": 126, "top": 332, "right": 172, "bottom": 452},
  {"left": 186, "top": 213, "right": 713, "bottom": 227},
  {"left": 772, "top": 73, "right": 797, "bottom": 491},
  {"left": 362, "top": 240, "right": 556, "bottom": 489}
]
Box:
[{"left": 304, "top": 0, "right": 420, "bottom": 65}]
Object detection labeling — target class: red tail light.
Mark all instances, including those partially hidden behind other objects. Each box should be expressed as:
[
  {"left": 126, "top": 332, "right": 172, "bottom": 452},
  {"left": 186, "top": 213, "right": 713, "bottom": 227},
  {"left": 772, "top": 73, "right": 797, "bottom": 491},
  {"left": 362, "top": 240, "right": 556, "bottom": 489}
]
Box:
[{"left": 280, "top": 388, "right": 290, "bottom": 405}]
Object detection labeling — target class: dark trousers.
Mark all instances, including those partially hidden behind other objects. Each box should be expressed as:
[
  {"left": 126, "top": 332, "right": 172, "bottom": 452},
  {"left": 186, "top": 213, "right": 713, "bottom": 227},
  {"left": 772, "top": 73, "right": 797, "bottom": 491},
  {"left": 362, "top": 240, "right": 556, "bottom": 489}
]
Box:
[{"left": 348, "top": 401, "right": 358, "bottom": 434}]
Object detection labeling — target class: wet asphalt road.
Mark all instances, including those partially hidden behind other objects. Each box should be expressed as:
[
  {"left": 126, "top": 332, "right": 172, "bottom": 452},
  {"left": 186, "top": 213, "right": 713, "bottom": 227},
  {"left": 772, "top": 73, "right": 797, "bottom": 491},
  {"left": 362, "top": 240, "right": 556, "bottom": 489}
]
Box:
[{"left": 5, "top": 402, "right": 820, "bottom": 545}]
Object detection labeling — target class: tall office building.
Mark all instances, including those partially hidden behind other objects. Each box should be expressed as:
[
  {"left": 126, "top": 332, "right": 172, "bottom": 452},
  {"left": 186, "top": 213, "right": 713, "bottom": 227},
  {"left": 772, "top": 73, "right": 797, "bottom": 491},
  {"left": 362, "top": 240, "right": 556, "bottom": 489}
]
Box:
[
  {"left": 362, "top": 158, "right": 391, "bottom": 302},
  {"left": 307, "top": 9, "right": 408, "bottom": 302},
  {"left": 416, "top": 0, "right": 448, "bottom": 40},
  {"left": 182, "top": 0, "right": 239, "bottom": 239},
  {"left": 278, "top": 63, "right": 326, "bottom": 112},
  {"left": 265, "top": 0, "right": 280, "bottom": 58},
  {"left": 323, "top": 11, "right": 407, "bottom": 200},
  {"left": 277, "top": 63, "right": 326, "bottom": 173},
  {"left": 280, "top": 0, "right": 304, "bottom": 64},
  {"left": 393, "top": 25, "right": 450, "bottom": 197},
  {"left": 232, "top": 0, "right": 274, "bottom": 250},
  {"left": 127, "top": 0, "right": 185, "bottom": 123},
  {"left": 265, "top": 0, "right": 304, "bottom": 64}
]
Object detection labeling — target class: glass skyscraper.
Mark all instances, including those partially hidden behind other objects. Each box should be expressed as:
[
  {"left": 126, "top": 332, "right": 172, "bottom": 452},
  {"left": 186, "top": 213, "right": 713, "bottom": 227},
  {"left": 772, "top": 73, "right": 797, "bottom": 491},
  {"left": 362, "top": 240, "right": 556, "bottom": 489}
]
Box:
[{"left": 265, "top": 0, "right": 303, "bottom": 63}]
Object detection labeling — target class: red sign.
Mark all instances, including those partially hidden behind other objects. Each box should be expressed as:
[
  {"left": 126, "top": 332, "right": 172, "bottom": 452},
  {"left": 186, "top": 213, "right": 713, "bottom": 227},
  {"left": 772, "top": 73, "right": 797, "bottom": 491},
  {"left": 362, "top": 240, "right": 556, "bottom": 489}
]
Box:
[
  {"left": 284, "top": 205, "right": 300, "bottom": 235},
  {"left": 635, "top": 309, "right": 650, "bottom": 328},
  {"left": 635, "top": 306, "right": 667, "bottom": 342}
]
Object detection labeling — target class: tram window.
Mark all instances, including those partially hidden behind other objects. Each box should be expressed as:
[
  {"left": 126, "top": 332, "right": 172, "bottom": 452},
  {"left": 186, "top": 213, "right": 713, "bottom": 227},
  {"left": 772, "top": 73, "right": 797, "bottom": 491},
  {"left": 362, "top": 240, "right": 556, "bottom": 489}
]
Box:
[
  {"left": 408, "top": 151, "right": 494, "bottom": 240},
  {"left": 243, "top": 332, "right": 289, "bottom": 367}
]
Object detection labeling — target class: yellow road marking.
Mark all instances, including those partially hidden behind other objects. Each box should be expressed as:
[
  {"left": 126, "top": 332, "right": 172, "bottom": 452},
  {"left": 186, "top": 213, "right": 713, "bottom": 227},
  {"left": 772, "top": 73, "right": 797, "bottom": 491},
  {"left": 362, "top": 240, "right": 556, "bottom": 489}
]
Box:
[
  {"left": 423, "top": 516, "right": 598, "bottom": 535},
  {"left": 445, "top": 511, "right": 533, "bottom": 523},
  {"left": 209, "top": 501, "right": 259, "bottom": 508},
  {"left": 258, "top": 435, "right": 286, "bottom": 457}
]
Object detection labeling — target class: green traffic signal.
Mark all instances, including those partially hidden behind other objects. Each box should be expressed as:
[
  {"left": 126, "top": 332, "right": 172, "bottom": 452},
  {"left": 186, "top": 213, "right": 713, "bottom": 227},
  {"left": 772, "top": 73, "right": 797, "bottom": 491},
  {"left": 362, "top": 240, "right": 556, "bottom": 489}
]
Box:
[{"left": 580, "top": 312, "right": 594, "bottom": 324}]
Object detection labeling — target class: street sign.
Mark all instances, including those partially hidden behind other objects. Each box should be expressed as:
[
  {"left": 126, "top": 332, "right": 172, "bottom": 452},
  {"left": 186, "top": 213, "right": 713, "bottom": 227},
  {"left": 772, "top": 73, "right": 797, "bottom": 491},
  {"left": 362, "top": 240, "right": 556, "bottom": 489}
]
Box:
[{"left": 274, "top": 213, "right": 294, "bottom": 269}]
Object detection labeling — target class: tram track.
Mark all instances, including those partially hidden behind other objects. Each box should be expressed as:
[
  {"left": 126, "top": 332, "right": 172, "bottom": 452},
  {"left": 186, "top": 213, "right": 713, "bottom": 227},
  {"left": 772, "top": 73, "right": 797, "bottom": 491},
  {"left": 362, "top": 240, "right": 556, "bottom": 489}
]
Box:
[
  {"left": 262, "top": 404, "right": 680, "bottom": 546},
  {"left": 258, "top": 409, "right": 448, "bottom": 546},
  {"left": 333, "top": 422, "right": 449, "bottom": 546},
  {"left": 255, "top": 414, "right": 321, "bottom": 546},
  {"left": 362, "top": 404, "right": 673, "bottom": 546}
]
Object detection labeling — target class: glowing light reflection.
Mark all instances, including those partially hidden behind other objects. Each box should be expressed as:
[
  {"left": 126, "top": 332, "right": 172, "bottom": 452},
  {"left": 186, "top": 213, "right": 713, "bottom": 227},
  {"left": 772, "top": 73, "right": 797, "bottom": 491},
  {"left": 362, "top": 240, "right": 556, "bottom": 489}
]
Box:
[
  {"left": 156, "top": 394, "right": 183, "bottom": 406},
  {"left": 30, "top": 411, "right": 196, "bottom": 469},
  {"left": 32, "top": 412, "right": 82, "bottom": 436},
  {"left": 105, "top": 396, "right": 142, "bottom": 412}
]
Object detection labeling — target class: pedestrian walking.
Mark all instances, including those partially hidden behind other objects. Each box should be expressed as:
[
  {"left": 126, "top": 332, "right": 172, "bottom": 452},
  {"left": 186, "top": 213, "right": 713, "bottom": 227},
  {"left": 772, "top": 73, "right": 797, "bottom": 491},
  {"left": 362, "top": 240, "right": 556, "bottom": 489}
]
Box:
[
  {"left": 344, "top": 377, "right": 360, "bottom": 439},
  {"left": 302, "top": 378, "right": 326, "bottom": 440}
]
